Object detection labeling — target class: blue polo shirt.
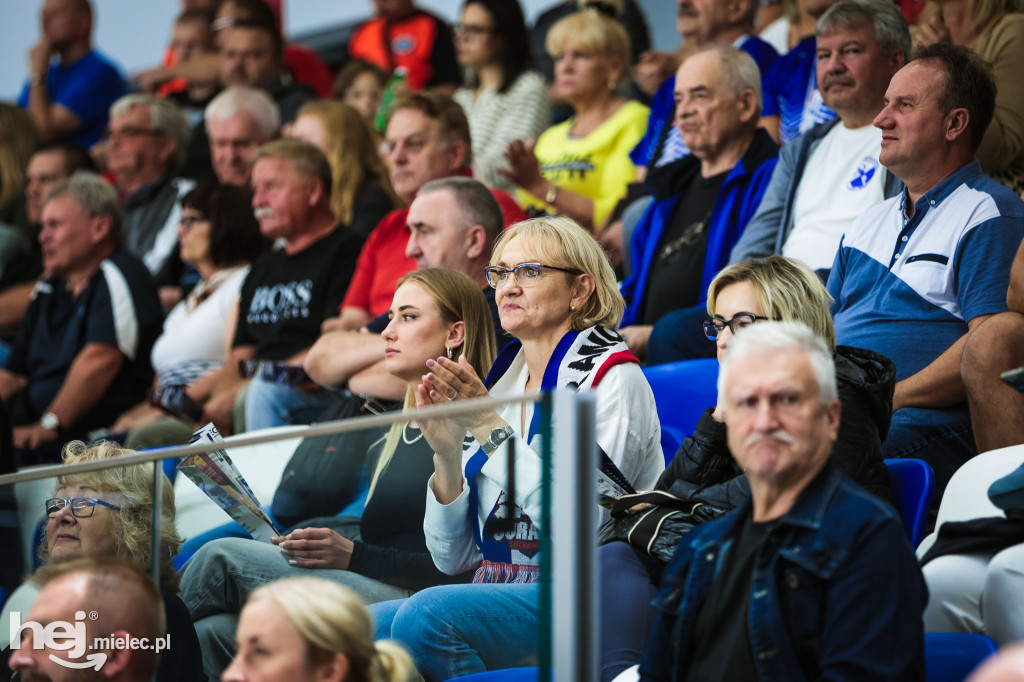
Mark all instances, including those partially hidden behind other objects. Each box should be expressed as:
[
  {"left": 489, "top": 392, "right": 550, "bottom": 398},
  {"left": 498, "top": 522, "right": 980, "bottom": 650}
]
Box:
[
  {"left": 18, "top": 50, "right": 126, "bottom": 149},
  {"left": 827, "top": 161, "right": 1024, "bottom": 381}
]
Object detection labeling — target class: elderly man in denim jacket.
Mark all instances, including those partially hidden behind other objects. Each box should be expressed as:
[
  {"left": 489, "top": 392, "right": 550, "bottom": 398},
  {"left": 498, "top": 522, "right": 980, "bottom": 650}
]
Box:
[{"left": 640, "top": 321, "right": 926, "bottom": 681}]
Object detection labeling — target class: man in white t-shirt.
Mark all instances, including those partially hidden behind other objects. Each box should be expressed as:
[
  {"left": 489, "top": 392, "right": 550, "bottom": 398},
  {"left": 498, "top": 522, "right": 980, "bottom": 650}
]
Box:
[
  {"left": 729, "top": 0, "right": 910, "bottom": 274},
  {"left": 645, "top": 0, "right": 911, "bottom": 366}
]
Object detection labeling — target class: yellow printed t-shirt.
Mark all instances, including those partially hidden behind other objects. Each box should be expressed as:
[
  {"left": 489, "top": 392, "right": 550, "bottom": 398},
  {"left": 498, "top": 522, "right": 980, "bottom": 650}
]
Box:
[{"left": 518, "top": 100, "right": 649, "bottom": 228}]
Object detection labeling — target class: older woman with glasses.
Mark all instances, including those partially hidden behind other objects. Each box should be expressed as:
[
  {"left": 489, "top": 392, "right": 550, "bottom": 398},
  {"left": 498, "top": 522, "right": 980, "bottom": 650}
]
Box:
[
  {"left": 371, "top": 215, "right": 664, "bottom": 681},
  {"left": 0, "top": 440, "right": 204, "bottom": 682},
  {"left": 597, "top": 255, "right": 895, "bottom": 681},
  {"left": 500, "top": 9, "right": 648, "bottom": 231}
]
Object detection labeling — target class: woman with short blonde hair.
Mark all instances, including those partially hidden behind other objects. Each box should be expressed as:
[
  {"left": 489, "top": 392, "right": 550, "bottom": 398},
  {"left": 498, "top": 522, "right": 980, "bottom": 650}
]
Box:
[
  {"left": 501, "top": 10, "right": 648, "bottom": 231},
  {"left": 372, "top": 214, "right": 664, "bottom": 680}
]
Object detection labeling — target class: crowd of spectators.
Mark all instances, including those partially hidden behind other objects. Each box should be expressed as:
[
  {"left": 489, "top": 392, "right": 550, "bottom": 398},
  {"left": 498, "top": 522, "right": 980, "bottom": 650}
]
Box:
[{"left": 3, "top": 0, "right": 1024, "bottom": 680}]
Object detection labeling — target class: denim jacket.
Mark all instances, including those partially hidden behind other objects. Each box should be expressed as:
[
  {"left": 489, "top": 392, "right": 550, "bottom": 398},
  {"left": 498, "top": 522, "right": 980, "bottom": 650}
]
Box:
[{"left": 640, "top": 463, "right": 927, "bottom": 682}]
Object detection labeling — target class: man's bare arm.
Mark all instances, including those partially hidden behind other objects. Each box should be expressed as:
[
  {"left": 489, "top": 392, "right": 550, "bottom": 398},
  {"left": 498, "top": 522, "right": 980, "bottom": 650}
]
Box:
[
  {"left": 26, "top": 83, "right": 83, "bottom": 142},
  {"left": 46, "top": 343, "right": 124, "bottom": 428},
  {"left": 0, "top": 282, "right": 39, "bottom": 331},
  {"left": 304, "top": 331, "right": 387, "bottom": 389},
  {"left": 347, "top": 361, "right": 408, "bottom": 401},
  {"left": 892, "top": 314, "right": 992, "bottom": 412},
  {"left": 1007, "top": 240, "right": 1024, "bottom": 312},
  {"left": 334, "top": 307, "right": 372, "bottom": 332}
]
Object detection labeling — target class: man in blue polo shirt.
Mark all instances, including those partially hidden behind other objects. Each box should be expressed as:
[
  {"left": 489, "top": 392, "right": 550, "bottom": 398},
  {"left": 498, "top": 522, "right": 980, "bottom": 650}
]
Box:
[
  {"left": 827, "top": 43, "right": 1024, "bottom": 495},
  {"left": 18, "top": 0, "right": 126, "bottom": 149},
  {"left": 0, "top": 173, "right": 162, "bottom": 468}
]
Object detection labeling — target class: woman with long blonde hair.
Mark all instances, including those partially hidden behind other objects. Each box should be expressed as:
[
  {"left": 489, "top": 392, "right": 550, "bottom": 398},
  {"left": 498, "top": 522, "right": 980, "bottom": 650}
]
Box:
[
  {"left": 179, "top": 268, "right": 497, "bottom": 678},
  {"left": 289, "top": 101, "right": 398, "bottom": 237}
]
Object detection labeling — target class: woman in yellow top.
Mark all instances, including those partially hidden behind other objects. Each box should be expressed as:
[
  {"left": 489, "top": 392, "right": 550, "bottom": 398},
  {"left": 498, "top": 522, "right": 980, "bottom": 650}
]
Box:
[{"left": 500, "top": 8, "right": 648, "bottom": 231}]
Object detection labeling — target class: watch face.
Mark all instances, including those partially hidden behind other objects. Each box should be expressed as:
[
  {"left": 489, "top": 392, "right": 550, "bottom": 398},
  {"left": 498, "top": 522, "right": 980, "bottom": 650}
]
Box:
[{"left": 41, "top": 413, "right": 59, "bottom": 430}]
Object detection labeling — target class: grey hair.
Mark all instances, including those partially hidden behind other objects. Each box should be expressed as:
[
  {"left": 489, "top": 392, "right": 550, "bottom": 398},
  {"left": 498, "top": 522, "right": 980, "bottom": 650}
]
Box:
[
  {"left": 204, "top": 86, "right": 280, "bottom": 139},
  {"left": 45, "top": 171, "right": 123, "bottom": 248},
  {"left": 417, "top": 177, "right": 503, "bottom": 245},
  {"left": 718, "top": 320, "right": 838, "bottom": 405},
  {"left": 110, "top": 94, "right": 191, "bottom": 169},
  {"left": 817, "top": 0, "right": 911, "bottom": 61},
  {"left": 690, "top": 45, "right": 763, "bottom": 116}
]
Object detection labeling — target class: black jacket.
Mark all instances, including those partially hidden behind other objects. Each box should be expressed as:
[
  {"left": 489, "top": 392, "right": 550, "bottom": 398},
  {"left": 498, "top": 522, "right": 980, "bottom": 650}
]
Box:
[{"left": 654, "top": 345, "right": 896, "bottom": 516}]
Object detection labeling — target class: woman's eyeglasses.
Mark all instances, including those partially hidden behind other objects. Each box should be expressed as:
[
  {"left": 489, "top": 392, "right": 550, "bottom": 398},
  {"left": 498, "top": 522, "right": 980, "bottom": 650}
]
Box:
[
  {"left": 484, "top": 263, "right": 576, "bottom": 289},
  {"left": 703, "top": 313, "right": 775, "bottom": 341},
  {"left": 453, "top": 23, "right": 494, "bottom": 38},
  {"left": 45, "top": 497, "right": 121, "bottom": 519},
  {"left": 179, "top": 214, "right": 208, "bottom": 230}
]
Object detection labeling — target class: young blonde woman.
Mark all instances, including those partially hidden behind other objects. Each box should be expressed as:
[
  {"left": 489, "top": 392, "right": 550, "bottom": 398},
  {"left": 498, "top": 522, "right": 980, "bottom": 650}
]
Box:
[
  {"left": 224, "top": 577, "right": 413, "bottom": 682},
  {"left": 180, "top": 268, "right": 497, "bottom": 678}
]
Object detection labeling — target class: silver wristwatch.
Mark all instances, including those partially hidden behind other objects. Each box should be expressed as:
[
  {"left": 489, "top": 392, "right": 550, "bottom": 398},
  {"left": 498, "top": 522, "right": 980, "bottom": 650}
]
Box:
[
  {"left": 482, "top": 425, "right": 515, "bottom": 455},
  {"left": 40, "top": 412, "right": 60, "bottom": 432}
]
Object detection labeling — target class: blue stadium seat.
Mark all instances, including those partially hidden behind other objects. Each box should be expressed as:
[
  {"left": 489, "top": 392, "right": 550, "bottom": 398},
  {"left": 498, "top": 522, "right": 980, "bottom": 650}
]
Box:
[
  {"left": 448, "top": 668, "right": 539, "bottom": 681},
  {"left": 884, "top": 458, "right": 935, "bottom": 548},
  {"left": 642, "top": 359, "right": 719, "bottom": 465},
  {"left": 926, "top": 633, "right": 997, "bottom": 682}
]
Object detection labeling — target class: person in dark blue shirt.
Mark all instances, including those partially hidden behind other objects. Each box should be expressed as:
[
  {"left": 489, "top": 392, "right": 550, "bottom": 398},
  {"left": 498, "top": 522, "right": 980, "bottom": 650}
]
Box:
[{"left": 0, "top": 172, "right": 162, "bottom": 469}]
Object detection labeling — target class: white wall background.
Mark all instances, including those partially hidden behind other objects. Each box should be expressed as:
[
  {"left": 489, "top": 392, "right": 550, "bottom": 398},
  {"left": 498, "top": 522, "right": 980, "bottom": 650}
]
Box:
[{"left": 0, "top": 0, "right": 678, "bottom": 101}]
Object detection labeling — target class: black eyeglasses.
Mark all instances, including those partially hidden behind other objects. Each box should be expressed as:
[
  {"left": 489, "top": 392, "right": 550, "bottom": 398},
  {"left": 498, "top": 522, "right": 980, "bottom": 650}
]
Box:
[
  {"left": 453, "top": 23, "right": 494, "bottom": 37},
  {"left": 179, "top": 214, "right": 208, "bottom": 229},
  {"left": 45, "top": 497, "right": 121, "bottom": 518},
  {"left": 484, "top": 263, "right": 577, "bottom": 289},
  {"left": 703, "top": 313, "right": 775, "bottom": 340}
]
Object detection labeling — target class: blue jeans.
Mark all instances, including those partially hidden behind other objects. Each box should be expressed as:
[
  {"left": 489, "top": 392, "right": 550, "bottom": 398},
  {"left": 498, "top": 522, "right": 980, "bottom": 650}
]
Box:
[
  {"left": 180, "top": 536, "right": 412, "bottom": 679},
  {"left": 883, "top": 405, "right": 976, "bottom": 499},
  {"left": 244, "top": 377, "right": 341, "bottom": 431},
  {"left": 646, "top": 304, "right": 717, "bottom": 367},
  {"left": 371, "top": 583, "right": 540, "bottom": 682}
]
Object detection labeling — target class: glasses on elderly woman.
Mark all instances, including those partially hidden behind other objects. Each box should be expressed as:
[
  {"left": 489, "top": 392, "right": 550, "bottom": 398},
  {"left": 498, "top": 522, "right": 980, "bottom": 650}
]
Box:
[
  {"left": 45, "top": 497, "right": 121, "bottom": 519},
  {"left": 484, "top": 263, "right": 577, "bottom": 289},
  {"left": 703, "top": 313, "right": 775, "bottom": 341}
]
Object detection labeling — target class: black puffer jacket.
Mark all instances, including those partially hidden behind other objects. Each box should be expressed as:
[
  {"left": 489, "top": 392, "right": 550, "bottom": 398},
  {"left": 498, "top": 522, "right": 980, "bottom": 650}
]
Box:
[{"left": 654, "top": 345, "right": 896, "bottom": 518}]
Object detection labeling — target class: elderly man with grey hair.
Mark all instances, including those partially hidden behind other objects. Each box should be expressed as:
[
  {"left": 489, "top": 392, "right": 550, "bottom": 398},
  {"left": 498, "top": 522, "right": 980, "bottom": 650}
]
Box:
[
  {"left": 618, "top": 45, "right": 779, "bottom": 360},
  {"left": 203, "top": 86, "right": 279, "bottom": 187},
  {"left": 640, "top": 320, "right": 927, "bottom": 681},
  {"left": 645, "top": 0, "right": 910, "bottom": 367},
  {"left": 0, "top": 172, "right": 161, "bottom": 468},
  {"left": 107, "top": 93, "right": 195, "bottom": 300}
]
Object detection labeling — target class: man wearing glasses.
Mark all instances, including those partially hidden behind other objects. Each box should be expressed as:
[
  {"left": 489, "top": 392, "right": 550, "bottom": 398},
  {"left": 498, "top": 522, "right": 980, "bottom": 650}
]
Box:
[
  {"left": 0, "top": 173, "right": 162, "bottom": 468},
  {"left": 106, "top": 94, "right": 195, "bottom": 308},
  {"left": 618, "top": 46, "right": 778, "bottom": 360}
]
